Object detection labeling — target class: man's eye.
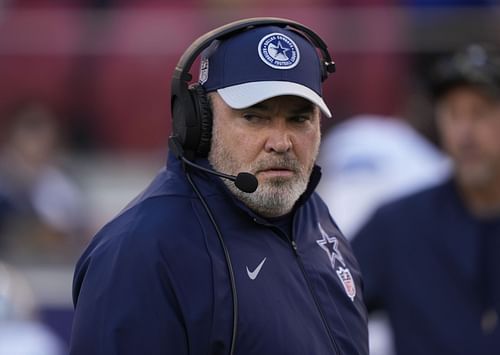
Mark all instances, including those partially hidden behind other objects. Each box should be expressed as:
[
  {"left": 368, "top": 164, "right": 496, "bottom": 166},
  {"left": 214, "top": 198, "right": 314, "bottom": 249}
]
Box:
[
  {"left": 242, "top": 113, "right": 264, "bottom": 122},
  {"left": 291, "top": 115, "right": 310, "bottom": 123}
]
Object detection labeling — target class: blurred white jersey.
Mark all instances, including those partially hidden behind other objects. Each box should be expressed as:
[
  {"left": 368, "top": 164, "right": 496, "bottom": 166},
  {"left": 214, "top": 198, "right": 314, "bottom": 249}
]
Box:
[{"left": 318, "top": 114, "right": 451, "bottom": 238}]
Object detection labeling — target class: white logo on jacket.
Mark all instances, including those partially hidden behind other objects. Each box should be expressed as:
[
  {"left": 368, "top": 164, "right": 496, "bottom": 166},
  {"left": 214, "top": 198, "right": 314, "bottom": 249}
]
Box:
[
  {"left": 316, "top": 223, "right": 356, "bottom": 301},
  {"left": 246, "top": 257, "right": 267, "bottom": 280}
]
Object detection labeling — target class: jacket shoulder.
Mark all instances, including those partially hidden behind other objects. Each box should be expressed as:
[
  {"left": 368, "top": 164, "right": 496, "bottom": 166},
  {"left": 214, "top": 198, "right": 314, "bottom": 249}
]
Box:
[
  {"left": 373, "top": 180, "right": 451, "bottom": 221},
  {"left": 90, "top": 193, "right": 199, "bottom": 254}
]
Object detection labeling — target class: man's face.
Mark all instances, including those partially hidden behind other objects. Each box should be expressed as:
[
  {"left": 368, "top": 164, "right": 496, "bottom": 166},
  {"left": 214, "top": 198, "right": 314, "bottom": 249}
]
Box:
[
  {"left": 435, "top": 86, "right": 500, "bottom": 188},
  {"left": 208, "top": 93, "right": 322, "bottom": 217}
]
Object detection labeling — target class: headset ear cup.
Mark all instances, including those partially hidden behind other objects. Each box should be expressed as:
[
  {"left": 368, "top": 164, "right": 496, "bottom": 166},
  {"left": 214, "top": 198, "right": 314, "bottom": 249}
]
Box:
[
  {"left": 190, "top": 84, "right": 213, "bottom": 157},
  {"left": 171, "top": 83, "right": 196, "bottom": 154}
]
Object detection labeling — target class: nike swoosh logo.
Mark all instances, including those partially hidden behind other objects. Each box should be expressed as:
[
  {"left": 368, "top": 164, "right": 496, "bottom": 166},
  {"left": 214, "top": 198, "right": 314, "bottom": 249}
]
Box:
[{"left": 246, "top": 257, "right": 267, "bottom": 280}]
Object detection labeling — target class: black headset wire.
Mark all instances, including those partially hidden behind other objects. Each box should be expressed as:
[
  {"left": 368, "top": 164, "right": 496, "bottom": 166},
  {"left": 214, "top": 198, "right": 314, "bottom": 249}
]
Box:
[{"left": 185, "top": 169, "right": 238, "bottom": 355}]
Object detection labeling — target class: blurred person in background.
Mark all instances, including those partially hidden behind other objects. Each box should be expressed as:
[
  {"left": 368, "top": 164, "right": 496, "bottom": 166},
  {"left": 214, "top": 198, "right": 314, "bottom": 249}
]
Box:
[
  {"left": 0, "top": 260, "right": 65, "bottom": 355},
  {"left": 351, "top": 43, "right": 500, "bottom": 355},
  {"left": 0, "top": 101, "right": 86, "bottom": 264}
]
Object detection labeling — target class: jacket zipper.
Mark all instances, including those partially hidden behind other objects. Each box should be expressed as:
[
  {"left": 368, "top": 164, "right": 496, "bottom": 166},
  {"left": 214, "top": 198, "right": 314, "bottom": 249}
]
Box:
[
  {"left": 290, "top": 238, "right": 341, "bottom": 355},
  {"left": 253, "top": 218, "right": 341, "bottom": 355}
]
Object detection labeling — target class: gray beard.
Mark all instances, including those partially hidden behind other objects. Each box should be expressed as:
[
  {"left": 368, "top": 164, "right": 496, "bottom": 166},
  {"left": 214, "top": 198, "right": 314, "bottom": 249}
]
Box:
[
  {"left": 224, "top": 163, "right": 309, "bottom": 217},
  {"left": 208, "top": 132, "right": 317, "bottom": 218}
]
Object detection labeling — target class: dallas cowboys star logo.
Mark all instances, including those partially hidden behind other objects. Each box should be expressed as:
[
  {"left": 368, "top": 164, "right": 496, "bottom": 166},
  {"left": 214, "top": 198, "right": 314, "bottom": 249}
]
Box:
[
  {"left": 316, "top": 223, "right": 345, "bottom": 269},
  {"left": 270, "top": 41, "right": 289, "bottom": 60}
]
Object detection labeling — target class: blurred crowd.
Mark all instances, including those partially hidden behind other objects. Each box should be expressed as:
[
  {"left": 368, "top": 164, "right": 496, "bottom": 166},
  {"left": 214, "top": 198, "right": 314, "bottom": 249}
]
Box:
[
  {"left": 0, "top": 101, "right": 86, "bottom": 265},
  {"left": 0, "top": 0, "right": 499, "bottom": 354}
]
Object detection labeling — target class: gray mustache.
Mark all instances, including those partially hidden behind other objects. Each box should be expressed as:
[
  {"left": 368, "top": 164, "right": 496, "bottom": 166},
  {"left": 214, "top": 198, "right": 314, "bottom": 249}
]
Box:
[{"left": 253, "top": 157, "right": 299, "bottom": 172}]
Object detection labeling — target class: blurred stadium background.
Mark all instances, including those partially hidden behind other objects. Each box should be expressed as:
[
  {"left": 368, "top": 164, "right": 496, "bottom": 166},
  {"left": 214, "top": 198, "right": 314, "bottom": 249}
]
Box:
[{"left": 0, "top": 1, "right": 498, "bottom": 354}]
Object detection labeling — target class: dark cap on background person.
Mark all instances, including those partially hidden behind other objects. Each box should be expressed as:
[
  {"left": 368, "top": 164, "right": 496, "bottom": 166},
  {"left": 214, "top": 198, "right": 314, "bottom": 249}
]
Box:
[
  {"left": 198, "top": 25, "right": 332, "bottom": 118},
  {"left": 429, "top": 43, "right": 500, "bottom": 101}
]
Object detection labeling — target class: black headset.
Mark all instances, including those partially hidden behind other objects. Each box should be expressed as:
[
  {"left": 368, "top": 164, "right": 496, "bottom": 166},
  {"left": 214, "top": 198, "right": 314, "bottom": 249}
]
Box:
[{"left": 170, "top": 17, "right": 335, "bottom": 159}]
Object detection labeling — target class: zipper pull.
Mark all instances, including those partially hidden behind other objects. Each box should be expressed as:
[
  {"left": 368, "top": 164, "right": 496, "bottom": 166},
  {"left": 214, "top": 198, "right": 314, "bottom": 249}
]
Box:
[{"left": 291, "top": 240, "right": 299, "bottom": 255}]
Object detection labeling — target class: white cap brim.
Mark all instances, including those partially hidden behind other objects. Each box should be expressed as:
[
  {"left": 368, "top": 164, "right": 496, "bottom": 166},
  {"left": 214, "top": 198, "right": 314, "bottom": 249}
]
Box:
[{"left": 217, "top": 81, "right": 332, "bottom": 118}]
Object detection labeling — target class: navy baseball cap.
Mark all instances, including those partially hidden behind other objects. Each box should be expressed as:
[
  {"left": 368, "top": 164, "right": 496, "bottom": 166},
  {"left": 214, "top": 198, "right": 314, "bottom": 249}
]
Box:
[
  {"left": 198, "top": 25, "right": 332, "bottom": 118},
  {"left": 430, "top": 43, "right": 500, "bottom": 101}
]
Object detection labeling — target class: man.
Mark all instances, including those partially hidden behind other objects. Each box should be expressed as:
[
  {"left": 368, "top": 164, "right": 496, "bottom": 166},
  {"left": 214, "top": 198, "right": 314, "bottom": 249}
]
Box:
[
  {"left": 352, "top": 43, "right": 500, "bottom": 355},
  {"left": 70, "top": 19, "right": 368, "bottom": 355}
]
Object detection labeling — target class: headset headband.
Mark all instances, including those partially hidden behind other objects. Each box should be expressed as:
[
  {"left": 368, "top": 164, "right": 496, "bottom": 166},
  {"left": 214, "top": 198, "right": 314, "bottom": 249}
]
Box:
[{"left": 172, "top": 17, "right": 335, "bottom": 85}]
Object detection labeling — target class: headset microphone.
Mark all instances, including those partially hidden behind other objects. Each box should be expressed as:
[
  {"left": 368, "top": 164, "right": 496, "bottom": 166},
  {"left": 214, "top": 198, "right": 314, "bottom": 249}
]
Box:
[
  {"left": 233, "top": 172, "right": 259, "bottom": 193},
  {"left": 169, "top": 136, "right": 259, "bottom": 193},
  {"left": 182, "top": 157, "right": 258, "bottom": 193}
]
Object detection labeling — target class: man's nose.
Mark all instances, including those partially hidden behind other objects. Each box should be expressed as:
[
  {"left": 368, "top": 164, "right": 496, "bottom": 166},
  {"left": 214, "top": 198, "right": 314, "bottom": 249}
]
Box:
[{"left": 264, "top": 123, "right": 292, "bottom": 153}]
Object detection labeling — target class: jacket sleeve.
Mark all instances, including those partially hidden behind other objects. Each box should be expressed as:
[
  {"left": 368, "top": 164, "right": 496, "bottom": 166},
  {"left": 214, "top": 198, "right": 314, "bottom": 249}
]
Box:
[{"left": 69, "top": 228, "right": 187, "bottom": 355}]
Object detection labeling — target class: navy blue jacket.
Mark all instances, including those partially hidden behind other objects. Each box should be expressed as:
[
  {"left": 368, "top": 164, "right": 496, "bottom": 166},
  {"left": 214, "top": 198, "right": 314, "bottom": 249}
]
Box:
[
  {"left": 70, "top": 153, "right": 368, "bottom": 355},
  {"left": 352, "top": 178, "right": 500, "bottom": 355}
]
